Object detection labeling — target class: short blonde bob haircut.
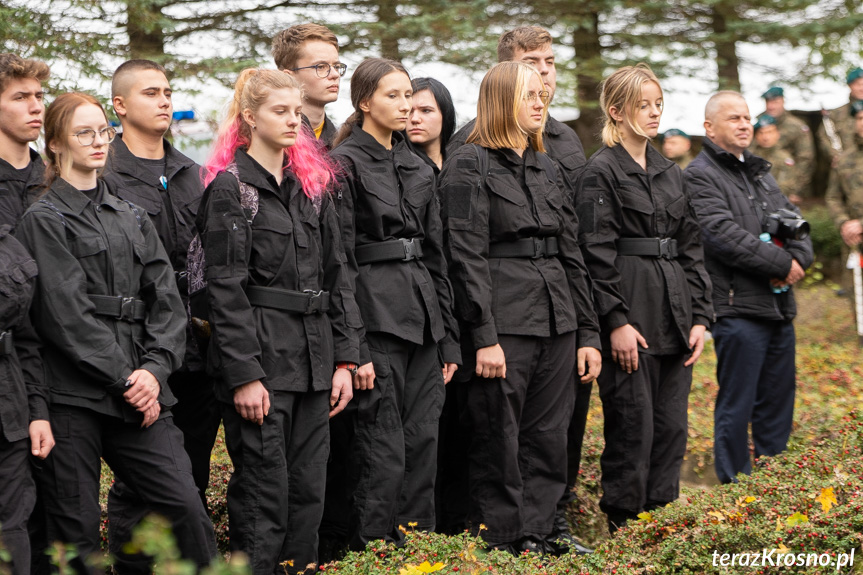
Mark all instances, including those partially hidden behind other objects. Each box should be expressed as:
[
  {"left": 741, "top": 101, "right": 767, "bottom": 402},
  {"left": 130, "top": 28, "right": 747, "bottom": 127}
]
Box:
[
  {"left": 467, "top": 61, "right": 546, "bottom": 153},
  {"left": 599, "top": 63, "right": 662, "bottom": 147}
]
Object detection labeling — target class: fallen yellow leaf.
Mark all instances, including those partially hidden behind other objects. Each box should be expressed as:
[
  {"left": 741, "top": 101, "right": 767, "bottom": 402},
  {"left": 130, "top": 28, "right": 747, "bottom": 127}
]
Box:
[{"left": 815, "top": 487, "right": 837, "bottom": 513}]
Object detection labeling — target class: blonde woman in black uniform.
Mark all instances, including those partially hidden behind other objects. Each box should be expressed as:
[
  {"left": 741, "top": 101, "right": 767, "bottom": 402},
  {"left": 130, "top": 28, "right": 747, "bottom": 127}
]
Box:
[{"left": 573, "top": 64, "right": 712, "bottom": 533}]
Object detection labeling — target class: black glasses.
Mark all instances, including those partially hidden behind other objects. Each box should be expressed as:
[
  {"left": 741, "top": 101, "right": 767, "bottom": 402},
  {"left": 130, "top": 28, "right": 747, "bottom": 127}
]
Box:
[
  {"left": 72, "top": 127, "right": 117, "bottom": 146},
  {"left": 289, "top": 63, "right": 348, "bottom": 78},
  {"left": 524, "top": 91, "right": 551, "bottom": 105}
]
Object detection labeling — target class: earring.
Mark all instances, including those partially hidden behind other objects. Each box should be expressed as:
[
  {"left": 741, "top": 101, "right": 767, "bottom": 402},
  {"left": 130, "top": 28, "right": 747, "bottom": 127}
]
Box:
[{"left": 251, "top": 125, "right": 257, "bottom": 131}]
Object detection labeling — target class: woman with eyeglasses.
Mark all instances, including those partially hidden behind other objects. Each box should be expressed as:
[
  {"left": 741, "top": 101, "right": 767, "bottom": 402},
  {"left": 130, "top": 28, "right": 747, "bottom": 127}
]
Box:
[
  {"left": 329, "top": 58, "right": 461, "bottom": 551},
  {"left": 438, "top": 61, "right": 601, "bottom": 555},
  {"left": 572, "top": 64, "right": 712, "bottom": 534},
  {"left": 15, "top": 92, "right": 216, "bottom": 573}
]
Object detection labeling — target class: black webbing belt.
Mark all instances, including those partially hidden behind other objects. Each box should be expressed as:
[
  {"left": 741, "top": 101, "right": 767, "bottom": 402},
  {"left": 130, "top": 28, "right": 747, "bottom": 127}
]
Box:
[
  {"left": 489, "top": 237, "right": 559, "bottom": 259},
  {"left": 354, "top": 238, "right": 424, "bottom": 265},
  {"left": 88, "top": 295, "right": 147, "bottom": 322},
  {"left": 617, "top": 238, "right": 678, "bottom": 259},
  {"left": 0, "top": 331, "right": 12, "bottom": 355},
  {"left": 246, "top": 286, "right": 330, "bottom": 315}
]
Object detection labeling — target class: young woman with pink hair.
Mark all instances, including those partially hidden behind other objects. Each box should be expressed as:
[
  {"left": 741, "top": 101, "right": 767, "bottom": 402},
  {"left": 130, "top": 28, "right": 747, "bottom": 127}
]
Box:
[{"left": 195, "top": 68, "right": 360, "bottom": 574}]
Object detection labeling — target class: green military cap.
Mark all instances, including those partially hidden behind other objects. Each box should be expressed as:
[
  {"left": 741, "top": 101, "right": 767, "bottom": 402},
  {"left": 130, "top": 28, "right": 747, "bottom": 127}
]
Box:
[
  {"left": 848, "top": 67, "right": 863, "bottom": 84},
  {"left": 753, "top": 115, "right": 777, "bottom": 131},
  {"left": 663, "top": 128, "right": 689, "bottom": 140},
  {"left": 761, "top": 86, "right": 784, "bottom": 100},
  {"left": 851, "top": 100, "right": 863, "bottom": 117}
]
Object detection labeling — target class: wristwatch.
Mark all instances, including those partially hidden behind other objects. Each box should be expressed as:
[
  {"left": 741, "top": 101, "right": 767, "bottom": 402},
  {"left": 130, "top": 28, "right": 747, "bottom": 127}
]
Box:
[{"left": 336, "top": 362, "right": 358, "bottom": 375}]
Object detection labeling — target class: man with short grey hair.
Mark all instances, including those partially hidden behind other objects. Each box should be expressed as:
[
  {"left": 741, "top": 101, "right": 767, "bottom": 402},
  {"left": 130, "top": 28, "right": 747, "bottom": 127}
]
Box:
[{"left": 684, "top": 91, "right": 813, "bottom": 484}]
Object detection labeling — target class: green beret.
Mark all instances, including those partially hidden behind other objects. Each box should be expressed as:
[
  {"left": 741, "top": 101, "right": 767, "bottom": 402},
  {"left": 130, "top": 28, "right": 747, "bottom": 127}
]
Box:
[
  {"left": 851, "top": 100, "right": 863, "bottom": 117},
  {"left": 848, "top": 67, "right": 863, "bottom": 84},
  {"left": 754, "top": 115, "right": 777, "bottom": 131},
  {"left": 663, "top": 128, "right": 689, "bottom": 140},
  {"left": 761, "top": 86, "right": 784, "bottom": 100}
]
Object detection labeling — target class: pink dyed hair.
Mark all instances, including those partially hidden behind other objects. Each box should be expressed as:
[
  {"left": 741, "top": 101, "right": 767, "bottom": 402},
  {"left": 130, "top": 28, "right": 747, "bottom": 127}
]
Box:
[{"left": 204, "top": 68, "right": 339, "bottom": 196}]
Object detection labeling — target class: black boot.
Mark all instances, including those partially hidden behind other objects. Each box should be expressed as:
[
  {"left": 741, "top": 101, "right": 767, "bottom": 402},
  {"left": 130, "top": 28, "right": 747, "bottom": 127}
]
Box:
[{"left": 545, "top": 509, "right": 593, "bottom": 555}]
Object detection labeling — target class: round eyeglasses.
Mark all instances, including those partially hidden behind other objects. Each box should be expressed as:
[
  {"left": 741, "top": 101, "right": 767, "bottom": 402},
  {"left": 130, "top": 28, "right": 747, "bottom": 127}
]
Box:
[
  {"left": 72, "top": 127, "right": 117, "bottom": 146},
  {"left": 524, "top": 91, "right": 551, "bottom": 105},
  {"left": 289, "top": 63, "right": 348, "bottom": 78}
]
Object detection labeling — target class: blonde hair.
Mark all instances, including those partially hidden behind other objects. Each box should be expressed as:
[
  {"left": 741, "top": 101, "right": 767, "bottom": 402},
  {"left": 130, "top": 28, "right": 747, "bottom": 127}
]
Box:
[
  {"left": 599, "top": 63, "right": 662, "bottom": 147},
  {"left": 467, "top": 61, "right": 546, "bottom": 153}
]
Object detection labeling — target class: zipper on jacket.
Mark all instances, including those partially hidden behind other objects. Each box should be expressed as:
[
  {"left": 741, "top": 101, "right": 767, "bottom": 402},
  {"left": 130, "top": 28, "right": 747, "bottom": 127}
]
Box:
[{"left": 728, "top": 288, "right": 734, "bottom": 306}]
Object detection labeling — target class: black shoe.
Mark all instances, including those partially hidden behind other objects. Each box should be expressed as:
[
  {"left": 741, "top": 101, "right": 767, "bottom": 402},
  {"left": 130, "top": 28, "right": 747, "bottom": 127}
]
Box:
[
  {"left": 485, "top": 542, "right": 517, "bottom": 556},
  {"left": 545, "top": 530, "right": 594, "bottom": 555},
  {"left": 513, "top": 535, "right": 551, "bottom": 555}
]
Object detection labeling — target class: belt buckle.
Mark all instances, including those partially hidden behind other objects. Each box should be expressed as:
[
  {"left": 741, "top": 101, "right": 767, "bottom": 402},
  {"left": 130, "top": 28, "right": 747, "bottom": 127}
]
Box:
[
  {"left": 0, "top": 331, "right": 11, "bottom": 355},
  {"left": 303, "top": 289, "right": 324, "bottom": 315},
  {"left": 401, "top": 238, "right": 417, "bottom": 261},
  {"left": 119, "top": 297, "right": 136, "bottom": 322},
  {"left": 532, "top": 237, "right": 545, "bottom": 259},
  {"left": 658, "top": 238, "right": 672, "bottom": 259}
]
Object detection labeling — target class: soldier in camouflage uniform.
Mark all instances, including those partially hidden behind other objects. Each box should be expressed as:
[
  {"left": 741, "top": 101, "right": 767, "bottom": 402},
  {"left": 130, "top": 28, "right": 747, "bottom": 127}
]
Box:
[
  {"left": 752, "top": 115, "right": 802, "bottom": 204},
  {"left": 758, "top": 86, "right": 814, "bottom": 196},
  {"left": 818, "top": 68, "right": 863, "bottom": 165},
  {"left": 825, "top": 100, "right": 863, "bottom": 248},
  {"left": 661, "top": 128, "right": 694, "bottom": 170}
]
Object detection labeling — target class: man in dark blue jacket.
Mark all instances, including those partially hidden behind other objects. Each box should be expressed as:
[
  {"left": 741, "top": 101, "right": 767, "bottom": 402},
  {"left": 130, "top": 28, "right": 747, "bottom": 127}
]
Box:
[{"left": 685, "top": 91, "right": 813, "bottom": 484}]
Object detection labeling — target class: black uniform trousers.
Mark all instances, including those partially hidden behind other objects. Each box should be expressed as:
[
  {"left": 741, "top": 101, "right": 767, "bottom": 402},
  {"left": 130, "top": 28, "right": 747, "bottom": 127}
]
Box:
[
  {"left": 35, "top": 405, "right": 216, "bottom": 575},
  {"left": 348, "top": 331, "right": 444, "bottom": 551},
  {"left": 107, "top": 369, "right": 220, "bottom": 573},
  {"left": 556, "top": 380, "right": 593, "bottom": 514},
  {"left": 464, "top": 332, "right": 576, "bottom": 546},
  {"left": 711, "top": 317, "right": 796, "bottom": 484},
  {"left": 597, "top": 353, "right": 691, "bottom": 527},
  {"left": 0, "top": 434, "right": 35, "bottom": 575},
  {"left": 434, "top": 380, "right": 471, "bottom": 534},
  {"left": 223, "top": 389, "right": 329, "bottom": 575}
]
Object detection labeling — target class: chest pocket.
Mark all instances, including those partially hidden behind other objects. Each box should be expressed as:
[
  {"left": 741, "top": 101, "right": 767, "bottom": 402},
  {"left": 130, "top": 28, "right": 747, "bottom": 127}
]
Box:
[
  {"left": 486, "top": 175, "right": 527, "bottom": 206},
  {"left": 358, "top": 166, "right": 399, "bottom": 206},
  {"left": 120, "top": 180, "right": 163, "bottom": 217},
  {"left": 296, "top": 201, "right": 320, "bottom": 249},
  {"left": 0, "top": 256, "right": 37, "bottom": 326},
  {"left": 403, "top": 178, "right": 433, "bottom": 209},
  {"left": 69, "top": 235, "right": 107, "bottom": 259},
  {"left": 619, "top": 186, "right": 655, "bottom": 215}
]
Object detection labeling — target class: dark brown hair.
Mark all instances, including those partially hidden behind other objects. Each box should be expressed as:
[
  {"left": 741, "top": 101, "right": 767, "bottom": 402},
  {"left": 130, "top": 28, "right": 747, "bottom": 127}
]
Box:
[{"left": 332, "top": 58, "right": 410, "bottom": 148}]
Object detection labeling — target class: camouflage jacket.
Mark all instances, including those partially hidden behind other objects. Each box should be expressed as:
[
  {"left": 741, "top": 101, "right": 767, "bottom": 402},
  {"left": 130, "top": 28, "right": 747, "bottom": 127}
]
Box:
[
  {"left": 826, "top": 135, "right": 863, "bottom": 226},
  {"left": 817, "top": 100, "right": 859, "bottom": 161},
  {"left": 752, "top": 144, "right": 802, "bottom": 199}
]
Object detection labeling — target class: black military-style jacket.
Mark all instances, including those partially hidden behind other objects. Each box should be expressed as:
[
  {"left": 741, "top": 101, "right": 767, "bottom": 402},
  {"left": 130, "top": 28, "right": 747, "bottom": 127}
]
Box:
[
  {"left": 447, "top": 115, "right": 587, "bottom": 198},
  {"left": 196, "top": 149, "right": 360, "bottom": 400},
  {"left": 439, "top": 144, "right": 601, "bottom": 356},
  {"left": 575, "top": 144, "right": 713, "bottom": 356},
  {"left": 103, "top": 134, "right": 204, "bottom": 369},
  {"left": 685, "top": 139, "right": 813, "bottom": 322},
  {"left": 16, "top": 179, "right": 185, "bottom": 421},
  {"left": 0, "top": 225, "right": 48, "bottom": 442},
  {"left": 0, "top": 148, "right": 45, "bottom": 229},
  {"left": 302, "top": 114, "right": 339, "bottom": 151},
  {"left": 332, "top": 126, "right": 461, "bottom": 366}
]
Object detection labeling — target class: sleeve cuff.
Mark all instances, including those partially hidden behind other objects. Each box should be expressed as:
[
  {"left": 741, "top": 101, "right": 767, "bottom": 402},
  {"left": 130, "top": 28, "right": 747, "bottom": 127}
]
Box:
[
  {"left": 106, "top": 374, "right": 132, "bottom": 397},
  {"left": 602, "top": 310, "right": 629, "bottom": 332},
  {"left": 576, "top": 328, "right": 602, "bottom": 351},
  {"left": 471, "top": 320, "right": 499, "bottom": 350},
  {"left": 439, "top": 340, "right": 462, "bottom": 365},
  {"left": 28, "top": 397, "right": 50, "bottom": 423},
  {"left": 222, "top": 361, "right": 268, "bottom": 391}
]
